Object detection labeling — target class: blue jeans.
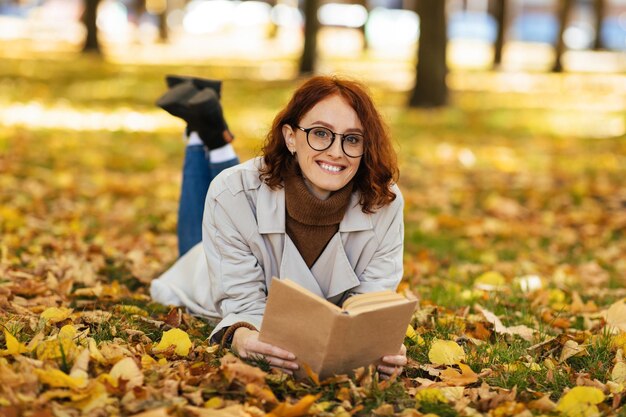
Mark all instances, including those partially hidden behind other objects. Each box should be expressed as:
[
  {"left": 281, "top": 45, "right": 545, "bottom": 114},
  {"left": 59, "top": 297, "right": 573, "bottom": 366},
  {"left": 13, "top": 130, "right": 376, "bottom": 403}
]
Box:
[{"left": 177, "top": 144, "right": 239, "bottom": 256}]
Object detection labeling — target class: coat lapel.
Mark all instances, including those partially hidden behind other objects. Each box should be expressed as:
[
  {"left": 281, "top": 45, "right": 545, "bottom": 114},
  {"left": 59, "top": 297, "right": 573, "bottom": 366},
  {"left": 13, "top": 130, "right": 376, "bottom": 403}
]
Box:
[
  {"left": 311, "top": 233, "right": 360, "bottom": 299},
  {"left": 279, "top": 235, "right": 324, "bottom": 297},
  {"left": 259, "top": 182, "right": 374, "bottom": 300}
]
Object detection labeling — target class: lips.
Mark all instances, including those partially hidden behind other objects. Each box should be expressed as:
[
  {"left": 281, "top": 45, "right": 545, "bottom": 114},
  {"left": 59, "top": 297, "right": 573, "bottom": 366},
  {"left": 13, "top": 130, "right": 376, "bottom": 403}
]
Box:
[{"left": 317, "top": 161, "right": 345, "bottom": 173}]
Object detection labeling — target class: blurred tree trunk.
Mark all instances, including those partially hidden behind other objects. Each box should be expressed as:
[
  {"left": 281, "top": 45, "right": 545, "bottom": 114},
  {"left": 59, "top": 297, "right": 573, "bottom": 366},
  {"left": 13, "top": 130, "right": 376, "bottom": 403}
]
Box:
[
  {"left": 354, "top": 0, "right": 369, "bottom": 50},
  {"left": 155, "top": 0, "right": 169, "bottom": 42},
  {"left": 409, "top": 0, "right": 448, "bottom": 107},
  {"left": 82, "top": 0, "right": 102, "bottom": 54},
  {"left": 593, "top": 0, "right": 605, "bottom": 50},
  {"left": 300, "top": 0, "right": 320, "bottom": 74},
  {"left": 488, "top": 0, "right": 507, "bottom": 69},
  {"left": 552, "top": 0, "right": 573, "bottom": 72}
]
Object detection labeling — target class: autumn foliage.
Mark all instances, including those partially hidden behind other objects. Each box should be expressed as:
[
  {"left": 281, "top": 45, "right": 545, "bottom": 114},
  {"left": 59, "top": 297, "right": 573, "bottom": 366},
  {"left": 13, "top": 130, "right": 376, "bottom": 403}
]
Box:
[{"left": 1, "top": 59, "right": 626, "bottom": 416}]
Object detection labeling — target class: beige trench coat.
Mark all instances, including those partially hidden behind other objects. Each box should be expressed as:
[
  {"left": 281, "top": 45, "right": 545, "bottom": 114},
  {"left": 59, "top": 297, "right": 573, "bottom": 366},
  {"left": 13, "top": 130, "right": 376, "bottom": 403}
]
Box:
[{"left": 150, "top": 158, "right": 404, "bottom": 339}]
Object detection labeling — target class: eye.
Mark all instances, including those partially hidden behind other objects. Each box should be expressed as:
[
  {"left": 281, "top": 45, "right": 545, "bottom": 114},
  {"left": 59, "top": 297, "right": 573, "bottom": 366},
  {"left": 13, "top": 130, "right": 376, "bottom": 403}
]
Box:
[
  {"left": 344, "top": 135, "right": 362, "bottom": 145},
  {"left": 312, "top": 128, "right": 331, "bottom": 138}
]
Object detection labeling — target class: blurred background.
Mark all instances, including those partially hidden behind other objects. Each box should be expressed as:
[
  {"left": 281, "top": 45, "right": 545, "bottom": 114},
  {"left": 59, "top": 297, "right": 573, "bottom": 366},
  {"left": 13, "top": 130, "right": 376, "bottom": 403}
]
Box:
[{"left": 1, "top": 0, "right": 625, "bottom": 291}]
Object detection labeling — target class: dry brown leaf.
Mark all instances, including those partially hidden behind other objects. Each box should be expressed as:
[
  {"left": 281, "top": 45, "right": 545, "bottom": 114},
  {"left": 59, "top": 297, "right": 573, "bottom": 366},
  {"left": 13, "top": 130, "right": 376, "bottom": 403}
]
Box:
[
  {"left": 475, "top": 305, "right": 535, "bottom": 341},
  {"left": 220, "top": 354, "right": 267, "bottom": 385}
]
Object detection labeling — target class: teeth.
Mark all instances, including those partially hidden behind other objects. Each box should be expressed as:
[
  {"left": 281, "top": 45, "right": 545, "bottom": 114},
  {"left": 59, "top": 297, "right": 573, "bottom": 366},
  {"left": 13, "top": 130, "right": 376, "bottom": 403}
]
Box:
[{"left": 319, "top": 162, "right": 343, "bottom": 172}]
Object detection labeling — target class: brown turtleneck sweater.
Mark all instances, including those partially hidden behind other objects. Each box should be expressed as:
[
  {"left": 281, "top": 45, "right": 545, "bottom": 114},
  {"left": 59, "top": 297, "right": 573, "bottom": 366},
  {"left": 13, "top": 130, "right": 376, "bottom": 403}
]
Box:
[{"left": 284, "top": 172, "right": 354, "bottom": 268}]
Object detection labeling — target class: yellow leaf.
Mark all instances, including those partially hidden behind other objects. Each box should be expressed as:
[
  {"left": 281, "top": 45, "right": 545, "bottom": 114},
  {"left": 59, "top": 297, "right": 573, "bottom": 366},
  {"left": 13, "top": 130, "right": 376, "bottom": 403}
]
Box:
[
  {"left": 612, "top": 361, "right": 626, "bottom": 384},
  {"left": 612, "top": 333, "right": 626, "bottom": 351},
  {"left": 1, "top": 329, "right": 27, "bottom": 356},
  {"left": 204, "top": 397, "right": 224, "bottom": 409},
  {"left": 41, "top": 307, "right": 73, "bottom": 324},
  {"left": 406, "top": 325, "right": 418, "bottom": 343},
  {"left": 141, "top": 354, "right": 157, "bottom": 369},
  {"left": 474, "top": 271, "right": 506, "bottom": 291},
  {"left": 439, "top": 363, "right": 478, "bottom": 386},
  {"left": 604, "top": 299, "right": 626, "bottom": 333},
  {"left": 266, "top": 394, "right": 321, "bottom": 417},
  {"left": 88, "top": 338, "right": 106, "bottom": 364},
  {"left": 71, "top": 380, "right": 113, "bottom": 413},
  {"left": 35, "top": 367, "right": 87, "bottom": 389},
  {"left": 556, "top": 386, "right": 605, "bottom": 417},
  {"left": 415, "top": 388, "right": 447, "bottom": 404},
  {"left": 35, "top": 325, "right": 80, "bottom": 362},
  {"left": 428, "top": 339, "right": 466, "bottom": 365},
  {"left": 109, "top": 357, "right": 144, "bottom": 389},
  {"left": 115, "top": 305, "right": 149, "bottom": 317},
  {"left": 153, "top": 328, "right": 192, "bottom": 356},
  {"left": 246, "top": 383, "right": 278, "bottom": 405}
]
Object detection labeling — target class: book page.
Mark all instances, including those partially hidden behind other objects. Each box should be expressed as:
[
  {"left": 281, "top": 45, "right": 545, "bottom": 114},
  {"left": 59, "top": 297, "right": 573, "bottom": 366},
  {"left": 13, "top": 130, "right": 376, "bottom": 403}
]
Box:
[
  {"left": 320, "top": 300, "right": 417, "bottom": 378},
  {"left": 342, "top": 291, "right": 405, "bottom": 312}
]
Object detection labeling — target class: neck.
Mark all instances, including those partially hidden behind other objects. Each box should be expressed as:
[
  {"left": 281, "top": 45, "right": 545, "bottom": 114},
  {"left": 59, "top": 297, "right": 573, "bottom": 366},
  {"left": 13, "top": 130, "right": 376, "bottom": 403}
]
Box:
[{"left": 303, "top": 178, "right": 330, "bottom": 200}]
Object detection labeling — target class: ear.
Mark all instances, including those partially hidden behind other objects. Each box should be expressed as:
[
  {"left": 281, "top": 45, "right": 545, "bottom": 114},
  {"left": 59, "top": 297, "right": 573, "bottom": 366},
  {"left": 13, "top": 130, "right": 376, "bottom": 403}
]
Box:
[{"left": 282, "top": 124, "right": 295, "bottom": 152}]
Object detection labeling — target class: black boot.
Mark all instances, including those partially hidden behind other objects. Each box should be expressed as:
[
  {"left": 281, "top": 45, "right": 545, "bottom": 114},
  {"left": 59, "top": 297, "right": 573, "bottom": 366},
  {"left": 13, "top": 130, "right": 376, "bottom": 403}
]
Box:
[
  {"left": 155, "top": 80, "right": 198, "bottom": 121},
  {"left": 187, "top": 88, "right": 231, "bottom": 150},
  {"left": 165, "top": 74, "right": 222, "bottom": 99}
]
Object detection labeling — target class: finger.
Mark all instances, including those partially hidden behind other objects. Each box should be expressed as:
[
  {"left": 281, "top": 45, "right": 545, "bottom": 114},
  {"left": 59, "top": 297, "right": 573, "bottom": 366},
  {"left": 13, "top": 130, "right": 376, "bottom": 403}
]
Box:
[
  {"left": 264, "top": 356, "right": 299, "bottom": 370},
  {"left": 381, "top": 354, "right": 407, "bottom": 366},
  {"left": 378, "top": 365, "right": 403, "bottom": 376},
  {"left": 249, "top": 340, "right": 296, "bottom": 361},
  {"left": 400, "top": 344, "right": 407, "bottom": 355}
]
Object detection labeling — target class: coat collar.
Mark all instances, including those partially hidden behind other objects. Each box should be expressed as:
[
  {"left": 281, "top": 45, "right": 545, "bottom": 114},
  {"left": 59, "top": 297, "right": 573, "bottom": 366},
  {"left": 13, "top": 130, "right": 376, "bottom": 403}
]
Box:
[{"left": 257, "top": 181, "right": 372, "bottom": 234}]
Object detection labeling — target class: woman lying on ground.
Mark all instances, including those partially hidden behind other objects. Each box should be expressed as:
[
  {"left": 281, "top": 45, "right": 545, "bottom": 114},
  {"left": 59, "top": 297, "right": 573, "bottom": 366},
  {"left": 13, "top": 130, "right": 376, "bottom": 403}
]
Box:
[{"left": 150, "top": 75, "right": 407, "bottom": 377}]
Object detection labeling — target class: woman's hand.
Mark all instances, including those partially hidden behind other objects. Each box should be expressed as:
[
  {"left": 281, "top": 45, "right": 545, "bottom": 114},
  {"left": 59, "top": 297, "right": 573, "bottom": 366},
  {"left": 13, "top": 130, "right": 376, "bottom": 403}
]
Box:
[
  {"left": 378, "top": 344, "right": 407, "bottom": 378},
  {"left": 231, "top": 327, "right": 299, "bottom": 375}
]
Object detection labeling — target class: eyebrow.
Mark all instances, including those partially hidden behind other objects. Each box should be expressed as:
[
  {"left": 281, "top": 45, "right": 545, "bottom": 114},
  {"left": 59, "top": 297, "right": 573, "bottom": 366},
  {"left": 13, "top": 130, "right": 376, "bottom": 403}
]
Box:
[{"left": 308, "top": 120, "right": 364, "bottom": 134}]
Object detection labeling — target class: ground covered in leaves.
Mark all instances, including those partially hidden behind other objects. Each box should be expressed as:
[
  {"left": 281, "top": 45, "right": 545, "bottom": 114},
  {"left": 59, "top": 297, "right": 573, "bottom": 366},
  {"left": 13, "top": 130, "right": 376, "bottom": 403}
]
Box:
[{"left": 1, "top": 57, "right": 626, "bottom": 416}]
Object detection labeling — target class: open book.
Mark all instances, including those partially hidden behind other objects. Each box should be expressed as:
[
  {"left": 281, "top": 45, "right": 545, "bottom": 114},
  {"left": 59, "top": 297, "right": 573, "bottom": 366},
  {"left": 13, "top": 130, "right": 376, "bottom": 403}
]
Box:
[{"left": 258, "top": 278, "right": 417, "bottom": 379}]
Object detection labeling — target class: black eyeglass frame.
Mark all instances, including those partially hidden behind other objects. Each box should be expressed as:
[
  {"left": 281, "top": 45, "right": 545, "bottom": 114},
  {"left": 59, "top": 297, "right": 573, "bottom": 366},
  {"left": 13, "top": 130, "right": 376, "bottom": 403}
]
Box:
[{"left": 295, "top": 125, "right": 365, "bottom": 158}]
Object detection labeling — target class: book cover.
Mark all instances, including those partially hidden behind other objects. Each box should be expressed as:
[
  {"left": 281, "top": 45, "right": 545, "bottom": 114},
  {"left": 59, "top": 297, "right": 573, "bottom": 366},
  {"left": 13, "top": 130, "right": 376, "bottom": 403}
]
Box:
[{"left": 259, "top": 278, "right": 417, "bottom": 379}]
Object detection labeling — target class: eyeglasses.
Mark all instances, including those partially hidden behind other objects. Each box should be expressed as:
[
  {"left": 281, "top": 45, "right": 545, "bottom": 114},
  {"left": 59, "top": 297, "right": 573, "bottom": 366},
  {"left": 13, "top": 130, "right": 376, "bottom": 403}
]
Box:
[{"left": 296, "top": 126, "right": 365, "bottom": 158}]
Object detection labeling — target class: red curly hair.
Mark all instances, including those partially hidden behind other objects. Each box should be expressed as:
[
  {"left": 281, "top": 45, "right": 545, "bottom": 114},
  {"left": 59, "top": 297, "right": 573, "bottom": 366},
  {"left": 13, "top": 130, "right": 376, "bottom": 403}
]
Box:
[{"left": 259, "top": 76, "right": 398, "bottom": 213}]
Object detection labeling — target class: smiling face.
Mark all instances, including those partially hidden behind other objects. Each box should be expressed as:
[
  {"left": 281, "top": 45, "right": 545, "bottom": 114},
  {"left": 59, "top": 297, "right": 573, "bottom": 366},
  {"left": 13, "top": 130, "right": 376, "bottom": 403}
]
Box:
[{"left": 282, "top": 94, "right": 363, "bottom": 200}]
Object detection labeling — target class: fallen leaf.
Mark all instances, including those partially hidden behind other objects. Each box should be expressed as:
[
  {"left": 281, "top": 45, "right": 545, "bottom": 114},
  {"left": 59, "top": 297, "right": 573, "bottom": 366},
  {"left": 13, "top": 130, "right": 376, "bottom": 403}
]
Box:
[
  {"left": 70, "top": 348, "right": 91, "bottom": 380},
  {"left": 428, "top": 339, "right": 466, "bottom": 365},
  {"left": 371, "top": 403, "right": 394, "bottom": 416},
  {"left": 473, "top": 271, "right": 506, "bottom": 291},
  {"left": 603, "top": 299, "right": 626, "bottom": 334},
  {"left": 527, "top": 395, "right": 557, "bottom": 412},
  {"left": 40, "top": 307, "right": 73, "bottom": 324},
  {"left": 556, "top": 386, "right": 605, "bottom": 417},
  {"left": 612, "top": 361, "right": 626, "bottom": 384},
  {"left": 153, "top": 328, "right": 192, "bottom": 356},
  {"left": 0, "top": 329, "right": 28, "bottom": 356},
  {"left": 414, "top": 388, "right": 448, "bottom": 403},
  {"left": 266, "top": 394, "right": 321, "bottom": 417},
  {"left": 559, "top": 340, "right": 587, "bottom": 363},
  {"left": 439, "top": 363, "right": 479, "bottom": 386},
  {"left": 246, "top": 383, "right": 278, "bottom": 405},
  {"left": 220, "top": 354, "right": 267, "bottom": 385},
  {"left": 475, "top": 304, "right": 535, "bottom": 341},
  {"left": 34, "top": 367, "right": 87, "bottom": 389},
  {"left": 109, "top": 357, "right": 144, "bottom": 389}
]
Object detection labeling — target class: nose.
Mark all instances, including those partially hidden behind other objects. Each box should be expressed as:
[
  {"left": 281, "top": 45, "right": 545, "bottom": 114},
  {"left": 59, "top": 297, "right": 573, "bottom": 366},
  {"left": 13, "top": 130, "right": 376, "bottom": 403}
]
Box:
[{"left": 325, "top": 135, "right": 344, "bottom": 158}]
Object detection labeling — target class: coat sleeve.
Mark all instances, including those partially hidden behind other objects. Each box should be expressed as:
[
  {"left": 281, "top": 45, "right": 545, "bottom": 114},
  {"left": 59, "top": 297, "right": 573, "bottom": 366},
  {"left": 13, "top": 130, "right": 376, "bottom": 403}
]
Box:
[
  {"left": 203, "top": 189, "right": 268, "bottom": 340},
  {"left": 352, "top": 186, "right": 404, "bottom": 294}
]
